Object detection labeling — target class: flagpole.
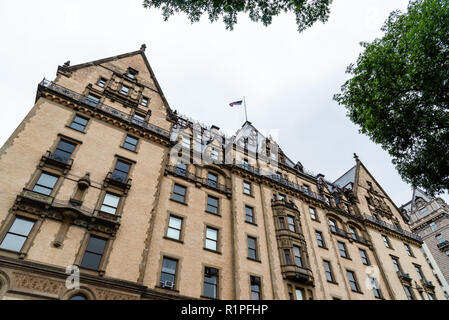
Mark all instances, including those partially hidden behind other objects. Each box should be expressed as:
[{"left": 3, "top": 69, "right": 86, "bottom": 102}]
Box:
[{"left": 243, "top": 96, "right": 248, "bottom": 122}]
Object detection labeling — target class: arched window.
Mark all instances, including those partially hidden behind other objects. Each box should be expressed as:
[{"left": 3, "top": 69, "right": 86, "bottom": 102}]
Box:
[{"left": 69, "top": 294, "right": 87, "bottom": 301}]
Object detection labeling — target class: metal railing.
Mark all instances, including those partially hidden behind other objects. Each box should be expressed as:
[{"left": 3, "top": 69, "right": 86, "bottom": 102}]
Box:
[
  {"left": 364, "top": 214, "right": 422, "bottom": 242},
  {"left": 437, "top": 240, "right": 449, "bottom": 249},
  {"left": 39, "top": 79, "right": 170, "bottom": 138}
]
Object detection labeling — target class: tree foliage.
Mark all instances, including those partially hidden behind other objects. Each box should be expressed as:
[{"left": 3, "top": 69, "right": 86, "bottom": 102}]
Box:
[
  {"left": 334, "top": 0, "right": 449, "bottom": 195},
  {"left": 143, "top": 0, "right": 333, "bottom": 32}
]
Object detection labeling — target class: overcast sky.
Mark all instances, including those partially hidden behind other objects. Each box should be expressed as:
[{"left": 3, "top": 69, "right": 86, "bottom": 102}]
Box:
[{"left": 0, "top": 0, "right": 447, "bottom": 206}]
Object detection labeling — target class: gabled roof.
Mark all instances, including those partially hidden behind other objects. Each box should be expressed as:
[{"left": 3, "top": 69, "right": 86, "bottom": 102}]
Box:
[
  {"left": 59, "top": 44, "right": 173, "bottom": 116},
  {"left": 333, "top": 165, "right": 356, "bottom": 190}
]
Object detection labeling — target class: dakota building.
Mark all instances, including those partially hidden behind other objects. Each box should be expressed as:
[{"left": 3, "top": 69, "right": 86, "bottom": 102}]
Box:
[{"left": 0, "top": 46, "right": 445, "bottom": 300}]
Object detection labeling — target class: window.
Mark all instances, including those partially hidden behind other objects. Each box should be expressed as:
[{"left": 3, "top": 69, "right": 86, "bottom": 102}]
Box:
[
  {"left": 436, "top": 234, "right": 446, "bottom": 244},
  {"left": 392, "top": 257, "right": 401, "bottom": 272},
  {"left": 120, "top": 85, "right": 130, "bottom": 95},
  {"left": 100, "top": 193, "right": 120, "bottom": 215},
  {"left": 160, "top": 257, "right": 177, "bottom": 289},
  {"left": 245, "top": 206, "right": 254, "bottom": 224},
  {"left": 181, "top": 136, "right": 190, "bottom": 149},
  {"left": 141, "top": 97, "right": 149, "bottom": 107},
  {"left": 325, "top": 196, "right": 332, "bottom": 206},
  {"left": 284, "top": 249, "right": 291, "bottom": 265},
  {"left": 69, "top": 294, "right": 87, "bottom": 300},
  {"left": 287, "top": 216, "right": 296, "bottom": 232},
  {"left": 70, "top": 115, "right": 89, "bottom": 132},
  {"left": 415, "top": 265, "right": 424, "bottom": 280},
  {"left": 359, "top": 249, "right": 369, "bottom": 265},
  {"left": 204, "top": 267, "right": 219, "bottom": 299},
  {"left": 205, "top": 227, "right": 218, "bottom": 251},
  {"left": 248, "top": 236, "right": 258, "bottom": 260},
  {"left": 348, "top": 226, "right": 357, "bottom": 240},
  {"left": 329, "top": 219, "right": 337, "bottom": 233},
  {"left": 429, "top": 222, "right": 437, "bottom": 231},
  {"left": 446, "top": 250, "right": 449, "bottom": 257},
  {"left": 428, "top": 293, "right": 435, "bottom": 300},
  {"left": 86, "top": 94, "right": 100, "bottom": 106},
  {"left": 243, "top": 181, "right": 252, "bottom": 195},
  {"left": 32, "top": 172, "right": 58, "bottom": 196},
  {"left": 279, "top": 217, "right": 285, "bottom": 229},
  {"left": 166, "top": 216, "right": 182, "bottom": 241},
  {"left": 404, "top": 286, "right": 414, "bottom": 300},
  {"left": 207, "top": 196, "right": 219, "bottom": 215},
  {"left": 126, "top": 69, "right": 137, "bottom": 79},
  {"left": 370, "top": 278, "right": 381, "bottom": 298},
  {"left": 404, "top": 243, "right": 413, "bottom": 257},
  {"left": 344, "top": 203, "right": 351, "bottom": 213},
  {"left": 347, "top": 271, "right": 360, "bottom": 292},
  {"left": 303, "top": 185, "right": 310, "bottom": 193},
  {"left": 250, "top": 276, "right": 261, "bottom": 300},
  {"left": 242, "top": 158, "right": 249, "bottom": 170},
  {"left": 309, "top": 207, "right": 317, "bottom": 220},
  {"left": 382, "top": 235, "right": 391, "bottom": 248},
  {"left": 80, "top": 236, "right": 107, "bottom": 270},
  {"left": 0, "top": 217, "right": 35, "bottom": 252},
  {"left": 112, "top": 160, "right": 131, "bottom": 183},
  {"left": 211, "top": 148, "right": 219, "bottom": 161},
  {"left": 97, "top": 78, "right": 107, "bottom": 88},
  {"left": 295, "top": 288, "right": 304, "bottom": 300},
  {"left": 131, "top": 113, "right": 145, "bottom": 125},
  {"left": 338, "top": 242, "right": 348, "bottom": 258},
  {"left": 278, "top": 193, "right": 285, "bottom": 201},
  {"left": 123, "top": 135, "right": 138, "bottom": 151},
  {"left": 207, "top": 173, "right": 218, "bottom": 188},
  {"left": 176, "top": 162, "right": 187, "bottom": 176},
  {"left": 316, "top": 231, "right": 325, "bottom": 248},
  {"left": 172, "top": 184, "right": 186, "bottom": 203},
  {"left": 293, "top": 246, "right": 303, "bottom": 268},
  {"left": 323, "top": 261, "right": 335, "bottom": 282},
  {"left": 52, "top": 140, "right": 76, "bottom": 163}
]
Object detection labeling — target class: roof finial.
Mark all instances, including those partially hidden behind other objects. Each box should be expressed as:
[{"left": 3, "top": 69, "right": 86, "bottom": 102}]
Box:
[
  {"left": 63, "top": 60, "right": 71, "bottom": 67},
  {"left": 140, "top": 44, "right": 147, "bottom": 52},
  {"left": 353, "top": 153, "right": 359, "bottom": 161}
]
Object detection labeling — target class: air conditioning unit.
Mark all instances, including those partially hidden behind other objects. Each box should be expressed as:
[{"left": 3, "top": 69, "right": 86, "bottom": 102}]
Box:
[{"left": 160, "top": 280, "right": 175, "bottom": 290}]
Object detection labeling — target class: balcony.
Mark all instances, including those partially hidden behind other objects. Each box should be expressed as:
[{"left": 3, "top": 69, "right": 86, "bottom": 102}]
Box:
[
  {"left": 331, "top": 226, "right": 348, "bottom": 238},
  {"left": 271, "top": 199, "right": 298, "bottom": 211},
  {"left": 421, "top": 279, "right": 435, "bottom": 290},
  {"left": 104, "top": 172, "right": 132, "bottom": 193},
  {"left": 92, "top": 209, "right": 122, "bottom": 225},
  {"left": 38, "top": 79, "right": 170, "bottom": 139},
  {"left": 16, "top": 189, "right": 54, "bottom": 207},
  {"left": 397, "top": 271, "right": 412, "bottom": 282},
  {"left": 353, "top": 234, "right": 371, "bottom": 246},
  {"left": 41, "top": 150, "right": 73, "bottom": 172},
  {"left": 281, "top": 265, "right": 314, "bottom": 285},
  {"left": 437, "top": 240, "right": 449, "bottom": 251},
  {"left": 364, "top": 214, "right": 423, "bottom": 243}
]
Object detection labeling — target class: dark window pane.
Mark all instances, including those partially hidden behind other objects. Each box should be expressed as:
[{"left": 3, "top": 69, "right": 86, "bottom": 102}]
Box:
[
  {"left": 32, "top": 185, "right": 52, "bottom": 195},
  {"left": 86, "top": 237, "right": 107, "bottom": 255},
  {"left": 9, "top": 218, "right": 34, "bottom": 236},
  {"left": 162, "top": 258, "right": 177, "bottom": 275},
  {"left": 36, "top": 173, "right": 58, "bottom": 189},
  {"left": 70, "top": 122, "right": 85, "bottom": 131},
  {"left": 74, "top": 116, "right": 88, "bottom": 126},
  {"left": 70, "top": 295, "right": 87, "bottom": 300},
  {"left": 204, "top": 282, "right": 217, "bottom": 298},
  {"left": 80, "top": 252, "right": 102, "bottom": 270}
]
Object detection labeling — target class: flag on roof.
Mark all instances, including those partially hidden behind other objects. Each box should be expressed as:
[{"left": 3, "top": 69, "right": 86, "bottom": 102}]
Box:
[{"left": 229, "top": 100, "right": 243, "bottom": 107}]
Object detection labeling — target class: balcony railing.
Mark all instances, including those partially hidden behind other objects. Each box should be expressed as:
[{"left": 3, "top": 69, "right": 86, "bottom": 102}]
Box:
[
  {"left": 353, "top": 234, "right": 371, "bottom": 246},
  {"left": 41, "top": 151, "right": 74, "bottom": 171},
  {"left": 364, "top": 214, "right": 422, "bottom": 242},
  {"left": 437, "top": 240, "right": 449, "bottom": 250},
  {"left": 281, "top": 265, "right": 314, "bottom": 284},
  {"left": 421, "top": 279, "right": 435, "bottom": 289},
  {"left": 331, "top": 227, "right": 348, "bottom": 238},
  {"left": 397, "top": 271, "right": 412, "bottom": 281},
  {"left": 104, "top": 172, "right": 132, "bottom": 192},
  {"left": 18, "top": 189, "right": 54, "bottom": 206},
  {"left": 39, "top": 79, "right": 170, "bottom": 139}
]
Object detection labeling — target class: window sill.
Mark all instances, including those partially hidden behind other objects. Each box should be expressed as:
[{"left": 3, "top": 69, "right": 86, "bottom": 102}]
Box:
[
  {"left": 311, "top": 218, "right": 321, "bottom": 223},
  {"left": 327, "top": 280, "right": 339, "bottom": 285},
  {"left": 205, "top": 210, "right": 221, "bottom": 217},
  {"left": 203, "top": 248, "right": 222, "bottom": 255},
  {"left": 245, "top": 221, "right": 258, "bottom": 227},
  {"left": 170, "top": 198, "right": 188, "bottom": 206},
  {"left": 351, "top": 289, "right": 364, "bottom": 295},
  {"left": 341, "top": 256, "right": 352, "bottom": 261},
  {"left": 0, "top": 248, "right": 22, "bottom": 259},
  {"left": 243, "top": 192, "right": 255, "bottom": 198},
  {"left": 155, "top": 286, "right": 179, "bottom": 293},
  {"left": 65, "top": 125, "right": 86, "bottom": 134},
  {"left": 163, "top": 236, "right": 184, "bottom": 244},
  {"left": 120, "top": 145, "right": 138, "bottom": 154},
  {"left": 318, "top": 246, "right": 328, "bottom": 250},
  {"left": 247, "top": 257, "right": 262, "bottom": 263},
  {"left": 200, "top": 295, "right": 219, "bottom": 300}
]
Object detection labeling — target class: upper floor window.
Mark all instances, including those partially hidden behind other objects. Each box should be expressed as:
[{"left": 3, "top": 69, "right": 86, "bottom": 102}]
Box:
[
  {"left": 172, "top": 184, "right": 186, "bottom": 203},
  {"left": 205, "top": 227, "right": 218, "bottom": 252},
  {"left": 70, "top": 115, "right": 89, "bottom": 132},
  {"left": 86, "top": 94, "right": 100, "bottom": 106},
  {"left": 160, "top": 257, "right": 177, "bottom": 289},
  {"left": 284, "top": 249, "right": 291, "bottom": 265},
  {"left": 53, "top": 140, "right": 76, "bottom": 163},
  {"left": 141, "top": 96, "right": 149, "bottom": 107},
  {"left": 429, "top": 222, "right": 437, "bottom": 231},
  {"left": 120, "top": 85, "right": 130, "bottom": 96},
  {"left": 303, "top": 185, "right": 310, "bottom": 193},
  {"left": 181, "top": 136, "right": 190, "bottom": 149},
  {"left": 348, "top": 226, "right": 358, "bottom": 240},
  {"left": 245, "top": 206, "right": 254, "bottom": 224},
  {"left": 0, "top": 217, "right": 35, "bottom": 253},
  {"left": 359, "top": 249, "right": 369, "bottom": 265},
  {"left": 176, "top": 162, "right": 187, "bottom": 176},
  {"left": 392, "top": 257, "right": 401, "bottom": 272},
  {"left": 436, "top": 234, "right": 446, "bottom": 244},
  {"left": 370, "top": 277, "right": 382, "bottom": 299},
  {"left": 404, "top": 243, "right": 414, "bottom": 257},
  {"left": 80, "top": 236, "right": 107, "bottom": 270},
  {"left": 329, "top": 219, "right": 337, "bottom": 233},
  {"left": 415, "top": 265, "right": 424, "bottom": 280},
  {"left": 250, "top": 276, "right": 261, "bottom": 300},
  {"left": 123, "top": 135, "right": 138, "bottom": 152},
  {"left": 207, "top": 173, "right": 218, "bottom": 188},
  {"left": 131, "top": 113, "right": 145, "bottom": 125},
  {"left": 203, "top": 267, "right": 219, "bottom": 299},
  {"left": 346, "top": 270, "right": 360, "bottom": 292},
  {"left": 166, "top": 215, "right": 183, "bottom": 241},
  {"left": 323, "top": 260, "right": 335, "bottom": 282},
  {"left": 69, "top": 294, "right": 87, "bottom": 300},
  {"left": 112, "top": 160, "right": 131, "bottom": 182},
  {"left": 382, "top": 235, "right": 391, "bottom": 248},
  {"left": 97, "top": 78, "right": 107, "bottom": 88},
  {"left": 404, "top": 285, "right": 414, "bottom": 300},
  {"left": 279, "top": 217, "right": 286, "bottom": 229},
  {"left": 295, "top": 288, "right": 304, "bottom": 300},
  {"left": 287, "top": 216, "right": 296, "bottom": 232},
  {"left": 293, "top": 246, "right": 303, "bottom": 268},
  {"left": 309, "top": 207, "right": 317, "bottom": 220},
  {"left": 248, "top": 236, "right": 258, "bottom": 260},
  {"left": 243, "top": 181, "right": 252, "bottom": 195},
  {"left": 32, "top": 172, "right": 58, "bottom": 196},
  {"left": 325, "top": 196, "right": 332, "bottom": 206},
  {"left": 316, "top": 231, "right": 325, "bottom": 248},
  {"left": 338, "top": 241, "right": 348, "bottom": 258},
  {"left": 126, "top": 69, "right": 137, "bottom": 79},
  {"left": 100, "top": 193, "right": 120, "bottom": 215},
  {"left": 242, "top": 158, "right": 249, "bottom": 169},
  {"left": 344, "top": 203, "right": 351, "bottom": 213},
  {"left": 211, "top": 148, "right": 219, "bottom": 161},
  {"left": 207, "top": 196, "right": 219, "bottom": 215},
  {"left": 278, "top": 193, "right": 285, "bottom": 201}
]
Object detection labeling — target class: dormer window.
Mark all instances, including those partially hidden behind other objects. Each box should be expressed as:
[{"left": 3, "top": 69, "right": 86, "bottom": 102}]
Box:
[
  {"left": 141, "top": 96, "right": 149, "bottom": 107},
  {"left": 126, "top": 68, "right": 138, "bottom": 79},
  {"left": 97, "top": 78, "right": 107, "bottom": 88},
  {"left": 211, "top": 148, "right": 219, "bottom": 161}
]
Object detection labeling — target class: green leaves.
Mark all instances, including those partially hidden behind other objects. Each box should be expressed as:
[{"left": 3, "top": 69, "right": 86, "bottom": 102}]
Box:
[
  {"left": 142, "top": 0, "right": 333, "bottom": 32},
  {"left": 335, "top": 0, "right": 449, "bottom": 195}
]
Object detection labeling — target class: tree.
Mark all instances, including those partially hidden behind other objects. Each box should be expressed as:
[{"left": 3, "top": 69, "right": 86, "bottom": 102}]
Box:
[
  {"left": 143, "top": 0, "right": 333, "bottom": 32},
  {"left": 334, "top": 0, "right": 449, "bottom": 195}
]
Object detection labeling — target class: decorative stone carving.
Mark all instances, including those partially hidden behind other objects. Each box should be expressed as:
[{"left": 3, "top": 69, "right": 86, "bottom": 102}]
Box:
[
  {"left": 94, "top": 288, "right": 136, "bottom": 300},
  {"left": 12, "top": 272, "right": 65, "bottom": 296}
]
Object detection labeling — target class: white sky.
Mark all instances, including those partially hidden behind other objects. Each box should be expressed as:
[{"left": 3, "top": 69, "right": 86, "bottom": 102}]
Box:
[{"left": 0, "top": 0, "right": 447, "bottom": 206}]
